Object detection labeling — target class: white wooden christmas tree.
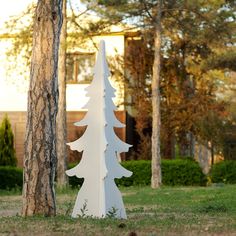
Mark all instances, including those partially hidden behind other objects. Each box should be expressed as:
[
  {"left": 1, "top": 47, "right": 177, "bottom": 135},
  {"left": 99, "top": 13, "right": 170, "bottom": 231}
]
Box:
[{"left": 66, "top": 40, "right": 132, "bottom": 219}]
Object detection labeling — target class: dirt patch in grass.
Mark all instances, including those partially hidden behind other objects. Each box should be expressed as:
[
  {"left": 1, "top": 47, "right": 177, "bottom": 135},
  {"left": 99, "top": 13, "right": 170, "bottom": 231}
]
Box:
[{"left": 0, "top": 195, "right": 21, "bottom": 217}]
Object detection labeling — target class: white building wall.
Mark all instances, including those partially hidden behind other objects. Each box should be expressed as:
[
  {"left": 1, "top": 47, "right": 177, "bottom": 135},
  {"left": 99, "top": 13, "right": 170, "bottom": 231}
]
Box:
[{"left": 0, "top": 34, "right": 125, "bottom": 111}]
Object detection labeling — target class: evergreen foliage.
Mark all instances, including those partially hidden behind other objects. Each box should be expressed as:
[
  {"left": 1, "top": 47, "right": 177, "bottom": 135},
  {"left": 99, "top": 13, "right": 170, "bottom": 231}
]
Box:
[
  {"left": 80, "top": 0, "right": 236, "bottom": 159},
  {"left": 0, "top": 115, "right": 17, "bottom": 166},
  {"left": 3, "top": 0, "right": 236, "bottom": 160},
  {"left": 9, "top": 159, "right": 236, "bottom": 190},
  {"left": 68, "top": 159, "right": 207, "bottom": 187},
  {"left": 0, "top": 166, "right": 22, "bottom": 190},
  {"left": 211, "top": 161, "right": 236, "bottom": 184}
]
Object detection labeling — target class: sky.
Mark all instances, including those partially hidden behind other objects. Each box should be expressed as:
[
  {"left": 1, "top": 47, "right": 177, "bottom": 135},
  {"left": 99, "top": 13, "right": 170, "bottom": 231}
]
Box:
[
  {"left": 0, "top": 0, "right": 93, "bottom": 111},
  {"left": 0, "top": 0, "right": 86, "bottom": 28},
  {"left": 0, "top": 0, "right": 35, "bottom": 27},
  {"left": 0, "top": 0, "right": 108, "bottom": 111},
  {"left": 0, "top": 0, "right": 34, "bottom": 111}
]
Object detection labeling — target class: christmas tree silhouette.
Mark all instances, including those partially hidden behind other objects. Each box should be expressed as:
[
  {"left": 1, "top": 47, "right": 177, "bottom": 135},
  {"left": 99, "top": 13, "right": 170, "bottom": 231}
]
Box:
[{"left": 66, "top": 40, "right": 132, "bottom": 219}]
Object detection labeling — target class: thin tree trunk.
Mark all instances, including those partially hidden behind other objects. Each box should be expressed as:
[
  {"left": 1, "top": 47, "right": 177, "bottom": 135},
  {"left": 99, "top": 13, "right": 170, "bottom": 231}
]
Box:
[
  {"left": 22, "top": 0, "right": 63, "bottom": 217},
  {"left": 56, "top": 0, "right": 68, "bottom": 187},
  {"left": 151, "top": 0, "right": 162, "bottom": 189},
  {"left": 211, "top": 142, "right": 214, "bottom": 166}
]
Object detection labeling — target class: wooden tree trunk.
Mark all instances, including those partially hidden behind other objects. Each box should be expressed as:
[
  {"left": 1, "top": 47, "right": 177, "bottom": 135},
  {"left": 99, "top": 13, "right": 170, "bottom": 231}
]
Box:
[
  {"left": 22, "top": 0, "right": 63, "bottom": 217},
  {"left": 56, "top": 0, "right": 68, "bottom": 187},
  {"left": 163, "top": 132, "right": 176, "bottom": 159},
  {"left": 151, "top": 0, "right": 162, "bottom": 189}
]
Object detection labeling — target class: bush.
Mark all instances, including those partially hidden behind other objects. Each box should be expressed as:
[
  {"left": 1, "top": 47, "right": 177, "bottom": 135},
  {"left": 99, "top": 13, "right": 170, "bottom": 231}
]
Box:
[
  {"left": 1, "top": 159, "right": 206, "bottom": 190},
  {"left": 117, "top": 159, "right": 207, "bottom": 186},
  {"left": 68, "top": 159, "right": 207, "bottom": 188},
  {"left": 211, "top": 161, "right": 236, "bottom": 184},
  {"left": 116, "top": 160, "right": 151, "bottom": 186},
  {"left": 0, "top": 114, "right": 17, "bottom": 166},
  {"left": 0, "top": 166, "right": 23, "bottom": 190},
  {"left": 162, "top": 159, "right": 207, "bottom": 186},
  {"left": 66, "top": 163, "right": 84, "bottom": 188}
]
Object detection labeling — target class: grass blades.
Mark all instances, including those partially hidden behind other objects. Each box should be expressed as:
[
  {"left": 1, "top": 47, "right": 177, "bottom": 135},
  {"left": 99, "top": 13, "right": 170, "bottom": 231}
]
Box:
[{"left": 0, "top": 185, "right": 236, "bottom": 235}]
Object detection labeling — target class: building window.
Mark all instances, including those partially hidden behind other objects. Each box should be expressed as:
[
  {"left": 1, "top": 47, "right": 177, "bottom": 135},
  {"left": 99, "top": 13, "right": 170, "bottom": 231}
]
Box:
[{"left": 66, "top": 52, "right": 96, "bottom": 84}]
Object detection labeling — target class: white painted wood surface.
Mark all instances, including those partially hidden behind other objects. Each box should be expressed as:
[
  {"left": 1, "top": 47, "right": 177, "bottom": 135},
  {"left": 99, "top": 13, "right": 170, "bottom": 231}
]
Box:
[{"left": 66, "top": 40, "right": 132, "bottom": 219}]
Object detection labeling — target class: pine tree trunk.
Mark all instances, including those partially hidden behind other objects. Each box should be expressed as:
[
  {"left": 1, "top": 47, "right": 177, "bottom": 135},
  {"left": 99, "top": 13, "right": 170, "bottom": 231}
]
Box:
[
  {"left": 151, "top": 0, "right": 162, "bottom": 189},
  {"left": 22, "top": 0, "right": 63, "bottom": 217},
  {"left": 56, "top": 0, "right": 68, "bottom": 187}
]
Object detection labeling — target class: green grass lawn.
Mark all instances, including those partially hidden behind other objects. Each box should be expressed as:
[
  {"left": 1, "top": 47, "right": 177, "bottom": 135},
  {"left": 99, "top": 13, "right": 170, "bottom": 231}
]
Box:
[{"left": 0, "top": 185, "right": 236, "bottom": 235}]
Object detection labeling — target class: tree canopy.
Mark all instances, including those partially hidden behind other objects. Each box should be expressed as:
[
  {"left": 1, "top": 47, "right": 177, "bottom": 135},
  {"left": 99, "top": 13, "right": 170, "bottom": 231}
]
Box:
[
  {"left": 80, "top": 0, "right": 236, "bottom": 159},
  {"left": 3, "top": 0, "right": 236, "bottom": 159}
]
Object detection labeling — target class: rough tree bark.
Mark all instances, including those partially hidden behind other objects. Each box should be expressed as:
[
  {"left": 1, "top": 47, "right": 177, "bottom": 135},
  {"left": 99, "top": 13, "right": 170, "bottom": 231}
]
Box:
[
  {"left": 56, "top": 0, "right": 68, "bottom": 187},
  {"left": 22, "top": 0, "right": 63, "bottom": 216},
  {"left": 151, "top": 0, "right": 162, "bottom": 189}
]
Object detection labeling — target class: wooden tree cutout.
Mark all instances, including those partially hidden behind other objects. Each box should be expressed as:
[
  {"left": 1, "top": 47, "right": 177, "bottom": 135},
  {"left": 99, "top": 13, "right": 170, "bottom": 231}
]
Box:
[{"left": 66, "top": 40, "right": 132, "bottom": 219}]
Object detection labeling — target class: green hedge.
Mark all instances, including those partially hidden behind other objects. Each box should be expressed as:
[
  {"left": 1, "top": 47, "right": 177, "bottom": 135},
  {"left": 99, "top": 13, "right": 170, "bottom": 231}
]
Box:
[
  {"left": 211, "top": 161, "right": 236, "bottom": 184},
  {"left": 0, "top": 166, "right": 23, "bottom": 190},
  {"left": 68, "top": 159, "right": 207, "bottom": 188},
  {"left": 0, "top": 159, "right": 207, "bottom": 190},
  {"left": 67, "top": 171, "right": 84, "bottom": 188},
  {"left": 116, "top": 160, "right": 150, "bottom": 186},
  {"left": 117, "top": 159, "right": 207, "bottom": 187},
  {"left": 163, "top": 159, "right": 207, "bottom": 186}
]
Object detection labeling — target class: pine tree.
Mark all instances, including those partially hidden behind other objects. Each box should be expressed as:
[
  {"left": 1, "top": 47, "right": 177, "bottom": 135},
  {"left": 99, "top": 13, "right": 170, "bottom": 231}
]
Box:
[
  {"left": 66, "top": 40, "right": 132, "bottom": 219},
  {"left": 0, "top": 114, "right": 17, "bottom": 166},
  {"left": 56, "top": 0, "right": 68, "bottom": 187},
  {"left": 82, "top": 0, "right": 235, "bottom": 160},
  {"left": 22, "top": 0, "right": 63, "bottom": 217}
]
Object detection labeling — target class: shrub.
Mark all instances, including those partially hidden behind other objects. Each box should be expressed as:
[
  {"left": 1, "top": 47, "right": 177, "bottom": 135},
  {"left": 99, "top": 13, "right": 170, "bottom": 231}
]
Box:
[
  {"left": 116, "top": 159, "right": 207, "bottom": 186},
  {"left": 68, "top": 159, "right": 207, "bottom": 188},
  {"left": 0, "top": 166, "right": 23, "bottom": 190},
  {"left": 0, "top": 114, "right": 17, "bottom": 166},
  {"left": 211, "top": 161, "right": 236, "bottom": 184},
  {"left": 67, "top": 163, "right": 84, "bottom": 188},
  {"left": 116, "top": 160, "right": 151, "bottom": 186},
  {"left": 162, "top": 159, "right": 207, "bottom": 186}
]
